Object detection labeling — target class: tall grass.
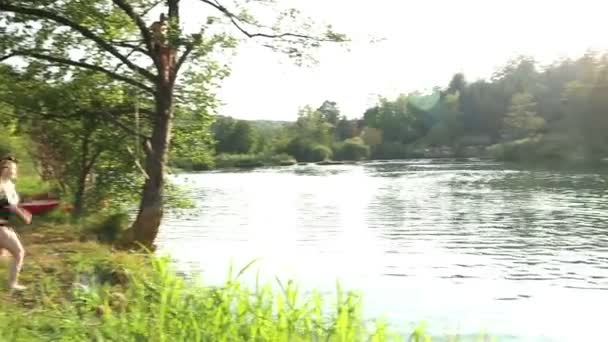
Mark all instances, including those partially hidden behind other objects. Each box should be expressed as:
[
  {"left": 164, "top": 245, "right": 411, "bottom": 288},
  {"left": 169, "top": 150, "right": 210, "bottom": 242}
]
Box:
[{"left": 0, "top": 254, "right": 445, "bottom": 341}]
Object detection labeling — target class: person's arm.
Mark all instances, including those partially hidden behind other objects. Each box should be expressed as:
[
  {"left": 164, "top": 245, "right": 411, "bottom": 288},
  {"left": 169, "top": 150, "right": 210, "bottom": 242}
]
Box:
[
  {"left": 8, "top": 205, "right": 31, "bottom": 224},
  {"left": 4, "top": 182, "right": 31, "bottom": 224}
]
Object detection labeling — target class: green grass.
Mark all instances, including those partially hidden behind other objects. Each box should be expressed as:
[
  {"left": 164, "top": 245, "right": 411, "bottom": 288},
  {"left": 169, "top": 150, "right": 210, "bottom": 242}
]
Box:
[
  {"left": 0, "top": 225, "right": 410, "bottom": 341},
  {"left": 0, "top": 238, "right": 403, "bottom": 341}
]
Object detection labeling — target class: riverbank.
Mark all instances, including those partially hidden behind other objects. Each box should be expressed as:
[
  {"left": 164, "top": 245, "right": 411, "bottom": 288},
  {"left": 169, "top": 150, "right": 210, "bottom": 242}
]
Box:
[
  {"left": 0, "top": 216, "right": 446, "bottom": 341},
  {"left": 172, "top": 153, "right": 298, "bottom": 171},
  {"left": 173, "top": 139, "right": 608, "bottom": 172}
]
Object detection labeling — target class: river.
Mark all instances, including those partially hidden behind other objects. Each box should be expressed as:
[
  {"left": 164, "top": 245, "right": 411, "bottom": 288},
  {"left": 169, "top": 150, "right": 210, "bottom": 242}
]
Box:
[{"left": 156, "top": 159, "right": 608, "bottom": 341}]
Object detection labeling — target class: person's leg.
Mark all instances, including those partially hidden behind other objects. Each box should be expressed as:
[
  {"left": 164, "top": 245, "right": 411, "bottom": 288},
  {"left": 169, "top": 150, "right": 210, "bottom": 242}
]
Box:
[{"left": 0, "top": 226, "right": 25, "bottom": 290}]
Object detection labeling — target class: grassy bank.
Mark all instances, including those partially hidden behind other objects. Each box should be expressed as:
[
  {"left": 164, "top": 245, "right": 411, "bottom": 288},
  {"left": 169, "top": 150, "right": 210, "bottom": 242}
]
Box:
[
  {"left": 1, "top": 218, "right": 467, "bottom": 341},
  {"left": 215, "top": 153, "right": 297, "bottom": 169},
  {"left": 172, "top": 153, "right": 297, "bottom": 171}
]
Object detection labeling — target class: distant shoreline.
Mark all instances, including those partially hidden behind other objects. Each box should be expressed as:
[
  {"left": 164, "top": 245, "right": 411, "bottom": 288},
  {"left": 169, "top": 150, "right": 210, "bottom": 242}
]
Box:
[{"left": 173, "top": 154, "right": 608, "bottom": 173}]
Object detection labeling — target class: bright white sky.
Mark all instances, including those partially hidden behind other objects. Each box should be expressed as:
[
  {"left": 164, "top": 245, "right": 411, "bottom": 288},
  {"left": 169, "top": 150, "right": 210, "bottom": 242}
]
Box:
[{"left": 188, "top": 0, "right": 608, "bottom": 121}]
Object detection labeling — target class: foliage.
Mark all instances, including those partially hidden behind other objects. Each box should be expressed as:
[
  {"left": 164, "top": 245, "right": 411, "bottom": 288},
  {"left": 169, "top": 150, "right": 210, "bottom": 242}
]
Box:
[
  {"left": 270, "top": 53, "right": 608, "bottom": 163},
  {"left": 334, "top": 116, "right": 361, "bottom": 141},
  {"left": 215, "top": 153, "right": 295, "bottom": 168},
  {"left": 334, "top": 137, "right": 371, "bottom": 161},
  {"left": 213, "top": 116, "right": 259, "bottom": 154},
  {"left": 1, "top": 70, "right": 145, "bottom": 216},
  {"left": 292, "top": 106, "right": 334, "bottom": 147},
  {"left": 424, "top": 93, "right": 464, "bottom": 147},
  {"left": 285, "top": 137, "right": 332, "bottom": 162},
  {"left": 317, "top": 100, "right": 341, "bottom": 125},
  {"left": 371, "top": 142, "right": 424, "bottom": 160},
  {"left": 171, "top": 156, "right": 215, "bottom": 171},
  {"left": 362, "top": 95, "right": 431, "bottom": 145},
  {"left": 502, "top": 92, "right": 545, "bottom": 140},
  {"left": 85, "top": 211, "right": 131, "bottom": 243},
  {"left": 172, "top": 107, "right": 216, "bottom": 170},
  {"left": 174, "top": 53, "right": 608, "bottom": 169},
  {"left": 310, "top": 144, "right": 333, "bottom": 162}
]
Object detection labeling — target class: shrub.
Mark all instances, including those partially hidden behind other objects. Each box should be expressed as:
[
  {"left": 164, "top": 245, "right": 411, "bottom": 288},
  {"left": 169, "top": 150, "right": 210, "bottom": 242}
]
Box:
[{"left": 334, "top": 138, "right": 370, "bottom": 161}]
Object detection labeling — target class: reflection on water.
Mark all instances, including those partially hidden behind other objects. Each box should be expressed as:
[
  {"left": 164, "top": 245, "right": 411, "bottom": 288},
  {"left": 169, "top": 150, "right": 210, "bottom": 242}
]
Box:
[{"left": 156, "top": 159, "right": 608, "bottom": 341}]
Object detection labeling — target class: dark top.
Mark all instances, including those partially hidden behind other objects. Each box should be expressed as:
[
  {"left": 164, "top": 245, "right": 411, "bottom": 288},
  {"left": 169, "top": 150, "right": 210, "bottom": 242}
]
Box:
[{"left": 0, "top": 197, "right": 10, "bottom": 220}]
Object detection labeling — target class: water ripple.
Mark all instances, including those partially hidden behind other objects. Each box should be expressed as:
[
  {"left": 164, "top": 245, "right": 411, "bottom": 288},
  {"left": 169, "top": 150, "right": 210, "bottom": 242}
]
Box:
[{"left": 158, "top": 160, "right": 608, "bottom": 340}]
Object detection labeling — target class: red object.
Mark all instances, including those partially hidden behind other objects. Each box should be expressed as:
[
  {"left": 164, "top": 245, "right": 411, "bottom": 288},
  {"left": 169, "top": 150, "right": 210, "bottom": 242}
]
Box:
[{"left": 18, "top": 200, "right": 60, "bottom": 215}]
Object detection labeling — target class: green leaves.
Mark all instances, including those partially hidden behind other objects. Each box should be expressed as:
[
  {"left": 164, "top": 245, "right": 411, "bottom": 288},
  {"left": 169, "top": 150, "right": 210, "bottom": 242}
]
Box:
[
  {"left": 502, "top": 92, "right": 545, "bottom": 140},
  {"left": 0, "top": 69, "right": 146, "bottom": 215},
  {"left": 362, "top": 94, "right": 431, "bottom": 146}
]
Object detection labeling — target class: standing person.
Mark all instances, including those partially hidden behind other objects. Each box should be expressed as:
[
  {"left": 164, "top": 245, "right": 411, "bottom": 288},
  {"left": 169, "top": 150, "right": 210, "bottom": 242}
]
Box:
[
  {"left": 149, "top": 13, "right": 168, "bottom": 52},
  {"left": 149, "top": 13, "right": 176, "bottom": 82},
  {"left": 0, "top": 156, "right": 31, "bottom": 291}
]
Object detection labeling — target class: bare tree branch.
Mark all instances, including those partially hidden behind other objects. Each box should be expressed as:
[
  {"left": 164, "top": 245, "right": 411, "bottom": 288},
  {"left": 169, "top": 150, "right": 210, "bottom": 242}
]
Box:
[
  {"left": 174, "top": 43, "right": 194, "bottom": 76},
  {"left": 0, "top": 99, "right": 83, "bottom": 122},
  {"left": 141, "top": 0, "right": 164, "bottom": 17},
  {"left": 0, "top": 96, "right": 153, "bottom": 140},
  {"left": 126, "top": 145, "right": 149, "bottom": 179},
  {"left": 113, "top": 41, "right": 150, "bottom": 56},
  {"left": 197, "top": 0, "right": 336, "bottom": 41},
  {"left": 0, "top": 51, "right": 19, "bottom": 63},
  {"left": 112, "top": 46, "right": 151, "bottom": 74},
  {"left": 0, "top": 3, "right": 156, "bottom": 81},
  {"left": 1, "top": 51, "right": 155, "bottom": 94},
  {"left": 95, "top": 110, "right": 151, "bottom": 140},
  {"left": 84, "top": 147, "right": 104, "bottom": 176},
  {"left": 110, "top": 0, "right": 158, "bottom": 66},
  {"left": 168, "top": 0, "right": 179, "bottom": 19}
]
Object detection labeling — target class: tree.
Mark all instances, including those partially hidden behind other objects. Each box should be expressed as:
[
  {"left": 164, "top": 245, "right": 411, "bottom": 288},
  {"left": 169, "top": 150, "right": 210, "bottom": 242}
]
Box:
[
  {"left": 362, "top": 95, "right": 429, "bottom": 145},
  {"left": 211, "top": 117, "right": 258, "bottom": 154},
  {"left": 334, "top": 137, "right": 370, "bottom": 161},
  {"left": 293, "top": 105, "right": 333, "bottom": 146},
  {"left": 361, "top": 127, "right": 382, "bottom": 146},
  {"left": 1, "top": 0, "right": 346, "bottom": 248},
  {"left": 334, "top": 116, "right": 359, "bottom": 141},
  {"left": 230, "top": 120, "right": 258, "bottom": 154},
  {"left": 171, "top": 107, "right": 216, "bottom": 170},
  {"left": 447, "top": 73, "right": 466, "bottom": 95},
  {"left": 425, "top": 93, "right": 464, "bottom": 146},
  {"left": 250, "top": 120, "right": 290, "bottom": 153},
  {"left": 502, "top": 92, "right": 545, "bottom": 140},
  {"left": 316, "top": 100, "right": 340, "bottom": 125},
  {"left": 2, "top": 70, "right": 143, "bottom": 217},
  {"left": 586, "top": 68, "right": 608, "bottom": 157},
  {"left": 213, "top": 116, "right": 237, "bottom": 153}
]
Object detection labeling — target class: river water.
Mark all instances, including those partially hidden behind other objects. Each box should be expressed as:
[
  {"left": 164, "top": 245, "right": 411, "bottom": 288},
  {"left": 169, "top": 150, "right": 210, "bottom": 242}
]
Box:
[{"left": 156, "top": 159, "right": 608, "bottom": 341}]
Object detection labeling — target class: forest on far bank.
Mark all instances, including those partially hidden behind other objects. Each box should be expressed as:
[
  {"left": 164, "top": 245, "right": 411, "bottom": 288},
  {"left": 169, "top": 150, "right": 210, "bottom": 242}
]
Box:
[{"left": 192, "top": 53, "right": 608, "bottom": 170}]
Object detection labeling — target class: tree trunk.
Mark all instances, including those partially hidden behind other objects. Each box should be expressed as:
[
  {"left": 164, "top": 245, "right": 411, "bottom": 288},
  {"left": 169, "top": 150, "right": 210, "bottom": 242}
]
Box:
[
  {"left": 72, "top": 152, "right": 101, "bottom": 218},
  {"left": 72, "top": 170, "right": 88, "bottom": 218},
  {"left": 72, "top": 127, "right": 91, "bottom": 218},
  {"left": 128, "top": 82, "right": 174, "bottom": 249},
  {"left": 125, "top": 10, "right": 179, "bottom": 249}
]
